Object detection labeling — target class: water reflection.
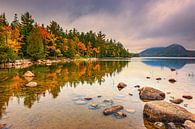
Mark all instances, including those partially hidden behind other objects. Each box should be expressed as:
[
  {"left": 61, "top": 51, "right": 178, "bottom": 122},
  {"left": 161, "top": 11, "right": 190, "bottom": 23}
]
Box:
[
  {"left": 0, "top": 61, "right": 128, "bottom": 118},
  {"left": 141, "top": 58, "right": 195, "bottom": 69}
]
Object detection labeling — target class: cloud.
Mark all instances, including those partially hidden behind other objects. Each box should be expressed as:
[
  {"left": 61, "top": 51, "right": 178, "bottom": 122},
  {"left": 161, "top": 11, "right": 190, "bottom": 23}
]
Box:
[{"left": 0, "top": 0, "right": 194, "bottom": 52}]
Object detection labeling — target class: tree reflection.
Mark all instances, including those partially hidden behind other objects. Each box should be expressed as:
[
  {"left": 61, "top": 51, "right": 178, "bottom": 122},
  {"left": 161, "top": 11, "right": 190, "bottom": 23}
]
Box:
[{"left": 0, "top": 61, "right": 128, "bottom": 117}]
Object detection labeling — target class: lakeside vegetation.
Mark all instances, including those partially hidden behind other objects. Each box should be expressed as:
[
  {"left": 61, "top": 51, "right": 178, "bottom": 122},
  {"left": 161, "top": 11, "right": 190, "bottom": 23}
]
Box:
[{"left": 0, "top": 12, "right": 131, "bottom": 63}]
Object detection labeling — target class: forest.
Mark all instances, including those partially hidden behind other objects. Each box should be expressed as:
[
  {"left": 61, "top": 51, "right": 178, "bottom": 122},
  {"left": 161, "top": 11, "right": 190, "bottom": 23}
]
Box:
[{"left": 0, "top": 12, "right": 131, "bottom": 62}]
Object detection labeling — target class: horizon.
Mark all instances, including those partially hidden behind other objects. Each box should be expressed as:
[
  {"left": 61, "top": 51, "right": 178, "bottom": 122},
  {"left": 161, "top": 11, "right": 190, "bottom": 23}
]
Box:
[{"left": 0, "top": 0, "right": 195, "bottom": 52}]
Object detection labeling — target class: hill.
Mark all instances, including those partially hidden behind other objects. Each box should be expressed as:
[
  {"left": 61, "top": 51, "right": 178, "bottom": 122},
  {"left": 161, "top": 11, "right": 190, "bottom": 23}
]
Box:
[{"left": 139, "top": 44, "right": 195, "bottom": 57}]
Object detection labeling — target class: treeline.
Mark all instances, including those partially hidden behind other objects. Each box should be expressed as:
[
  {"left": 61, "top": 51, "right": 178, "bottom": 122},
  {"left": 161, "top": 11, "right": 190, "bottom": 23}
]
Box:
[{"left": 0, "top": 12, "right": 131, "bottom": 62}]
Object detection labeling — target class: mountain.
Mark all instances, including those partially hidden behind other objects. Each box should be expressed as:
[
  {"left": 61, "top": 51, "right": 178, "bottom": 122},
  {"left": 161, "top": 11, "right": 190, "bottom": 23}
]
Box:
[{"left": 139, "top": 44, "right": 195, "bottom": 57}]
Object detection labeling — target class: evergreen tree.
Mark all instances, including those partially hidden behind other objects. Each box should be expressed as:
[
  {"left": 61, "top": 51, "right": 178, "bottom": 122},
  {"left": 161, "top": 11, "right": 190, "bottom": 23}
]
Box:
[
  {"left": 27, "top": 27, "right": 45, "bottom": 60},
  {"left": 20, "top": 12, "right": 34, "bottom": 56}
]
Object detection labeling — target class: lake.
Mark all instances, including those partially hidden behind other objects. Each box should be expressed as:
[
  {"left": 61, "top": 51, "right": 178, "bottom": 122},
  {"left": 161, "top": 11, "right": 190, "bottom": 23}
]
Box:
[{"left": 0, "top": 58, "right": 195, "bottom": 129}]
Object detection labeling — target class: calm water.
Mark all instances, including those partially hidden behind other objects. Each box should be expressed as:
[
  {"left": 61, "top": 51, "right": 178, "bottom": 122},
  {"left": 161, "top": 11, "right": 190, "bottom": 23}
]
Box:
[{"left": 0, "top": 58, "right": 195, "bottom": 129}]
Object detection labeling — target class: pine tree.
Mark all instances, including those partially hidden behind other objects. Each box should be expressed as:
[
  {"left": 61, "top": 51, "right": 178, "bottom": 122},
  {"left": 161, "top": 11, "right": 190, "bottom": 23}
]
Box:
[{"left": 27, "top": 27, "right": 45, "bottom": 60}]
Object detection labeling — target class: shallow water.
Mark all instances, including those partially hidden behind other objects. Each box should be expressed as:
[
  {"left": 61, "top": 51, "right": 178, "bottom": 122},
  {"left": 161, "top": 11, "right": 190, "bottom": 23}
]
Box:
[{"left": 0, "top": 58, "right": 195, "bottom": 129}]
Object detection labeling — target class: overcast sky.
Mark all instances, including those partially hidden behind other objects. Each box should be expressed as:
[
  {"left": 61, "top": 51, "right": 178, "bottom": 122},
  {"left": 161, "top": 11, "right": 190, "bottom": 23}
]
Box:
[{"left": 0, "top": 0, "right": 195, "bottom": 52}]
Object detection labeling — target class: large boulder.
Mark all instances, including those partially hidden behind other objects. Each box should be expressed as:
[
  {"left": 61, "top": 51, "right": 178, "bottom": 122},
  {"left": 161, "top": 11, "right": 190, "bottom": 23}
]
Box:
[
  {"left": 103, "top": 105, "right": 124, "bottom": 115},
  {"left": 143, "top": 101, "right": 195, "bottom": 123},
  {"left": 25, "top": 82, "right": 38, "bottom": 87},
  {"left": 139, "top": 87, "right": 165, "bottom": 101},
  {"left": 23, "top": 71, "right": 35, "bottom": 77}
]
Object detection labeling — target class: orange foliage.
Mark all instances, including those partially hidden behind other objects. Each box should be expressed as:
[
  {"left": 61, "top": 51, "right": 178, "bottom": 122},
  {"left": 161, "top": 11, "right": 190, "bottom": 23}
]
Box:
[{"left": 78, "top": 42, "right": 87, "bottom": 51}]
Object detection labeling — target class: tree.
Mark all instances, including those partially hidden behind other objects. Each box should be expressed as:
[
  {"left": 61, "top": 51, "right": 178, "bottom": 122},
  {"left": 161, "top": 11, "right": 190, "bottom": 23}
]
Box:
[
  {"left": 11, "top": 14, "right": 20, "bottom": 29},
  {"left": 20, "top": 12, "right": 34, "bottom": 56},
  {"left": 47, "top": 21, "right": 62, "bottom": 37},
  {"left": 27, "top": 27, "right": 45, "bottom": 60}
]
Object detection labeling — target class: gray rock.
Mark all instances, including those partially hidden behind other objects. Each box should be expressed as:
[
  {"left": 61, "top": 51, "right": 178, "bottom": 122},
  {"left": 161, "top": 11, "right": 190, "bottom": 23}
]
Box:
[
  {"left": 25, "top": 82, "right": 37, "bottom": 87},
  {"left": 103, "top": 105, "right": 124, "bottom": 115},
  {"left": 23, "top": 71, "right": 35, "bottom": 77},
  {"left": 139, "top": 87, "right": 165, "bottom": 101},
  {"left": 143, "top": 101, "right": 195, "bottom": 123},
  {"left": 183, "top": 120, "right": 195, "bottom": 129}
]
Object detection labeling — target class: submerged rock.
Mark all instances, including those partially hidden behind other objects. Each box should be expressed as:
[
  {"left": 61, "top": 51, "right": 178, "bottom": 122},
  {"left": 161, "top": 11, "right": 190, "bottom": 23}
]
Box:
[
  {"left": 103, "top": 99, "right": 114, "bottom": 104},
  {"left": 125, "top": 109, "right": 136, "bottom": 114},
  {"left": 75, "top": 100, "right": 87, "bottom": 105},
  {"left": 103, "top": 105, "right": 124, "bottom": 115},
  {"left": 169, "top": 79, "right": 176, "bottom": 83},
  {"left": 170, "top": 68, "right": 176, "bottom": 71},
  {"left": 113, "top": 111, "right": 127, "bottom": 119},
  {"left": 139, "top": 87, "right": 165, "bottom": 101},
  {"left": 88, "top": 103, "right": 100, "bottom": 110},
  {"left": 134, "top": 85, "right": 140, "bottom": 88},
  {"left": 117, "top": 82, "right": 127, "bottom": 91},
  {"left": 143, "top": 101, "right": 195, "bottom": 123},
  {"left": 170, "top": 98, "right": 183, "bottom": 104},
  {"left": 23, "top": 71, "right": 35, "bottom": 77},
  {"left": 84, "top": 98, "right": 92, "bottom": 101},
  {"left": 183, "top": 120, "right": 195, "bottom": 129},
  {"left": 183, "top": 95, "right": 193, "bottom": 100},
  {"left": 25, "top": 82, "right": 38, "bottom": 87},
  {"left": 97, "top": 95, "right": 102, "bottom": 98},
  {"left": 156, "top": 78, "right": 162, "bottom": 81}
]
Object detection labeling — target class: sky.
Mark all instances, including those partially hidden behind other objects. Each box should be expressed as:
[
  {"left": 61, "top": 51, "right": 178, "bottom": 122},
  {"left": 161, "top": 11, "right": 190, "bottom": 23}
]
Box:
[{"left": 0, "top": 0, "right": 195, "bottom": 52}]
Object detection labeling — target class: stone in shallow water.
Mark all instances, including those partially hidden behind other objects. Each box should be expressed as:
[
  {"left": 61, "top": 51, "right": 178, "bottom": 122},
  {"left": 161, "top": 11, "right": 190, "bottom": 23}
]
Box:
[
  {"left": 103, "top": 99, "right": 114, "bottom": 104},
  {"left": 103, "top": 105, "right": 124, "bottom": 115},
  {"left": 25, "top": 82, "right": 38, "bottom": 87},
  {"left": 75, "top": 100, "right": 87, "bottom": 105},
  {"left": 169, "top": 79, "right": 176, "bottom": 83},
  {"left": 134, "top": 85, "right": 140, "bottom": 88},
  {"left": 143, "top": 101, "right": 195, "bottom": 123},
  {"left": 182, "top": 95, "right": 193, "bottom": 100},
  {"left": 84, "top": 98, "right": 92, "bottom": 101},
  {"left": 125, "top": 109, "right": 136, "bottom": 114},
  {"left": 169, "top": 98, "right": 183, "bottom": 104},
  {"left": 113, "top": 111, "right": 127, "bottom": 119},
  {"left": 139, "top": 87, "right": 165, "bottom": 101},
  {"left": 117, "top": 82, "right": 127, "bottom": 90},
  {"left": 88, "top": 103, "right": 100, "bottom": 110},
  {"left": 72, "top": 97, "right": 82, "bottom": 101}
]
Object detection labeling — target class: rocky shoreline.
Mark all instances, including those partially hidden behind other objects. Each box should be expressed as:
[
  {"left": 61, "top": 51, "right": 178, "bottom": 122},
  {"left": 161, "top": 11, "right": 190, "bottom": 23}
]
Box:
[{"left": 0, "top": 58, "right": 98, "bottom": 69}]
